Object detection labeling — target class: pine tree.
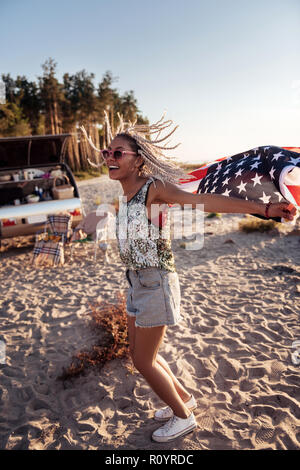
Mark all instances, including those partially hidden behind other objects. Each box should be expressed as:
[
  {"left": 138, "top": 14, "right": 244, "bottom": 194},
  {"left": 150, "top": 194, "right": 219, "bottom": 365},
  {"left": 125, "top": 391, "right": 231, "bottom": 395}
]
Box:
[{"left": 38, "top": 58, "right": 64, "bottom": 134}]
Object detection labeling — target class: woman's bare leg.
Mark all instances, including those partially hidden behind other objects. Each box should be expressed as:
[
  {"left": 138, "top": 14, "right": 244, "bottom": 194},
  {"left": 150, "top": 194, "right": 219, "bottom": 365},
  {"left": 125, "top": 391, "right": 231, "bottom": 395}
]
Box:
[
  {"left": 128, "top": 317, "right": 190, "bottom": 419},
  {"left": 127, "top": 315, "right": 191, "bottom": 404},
  {"left": 156, "top": 354, "right": 191, "bottom": 403}
]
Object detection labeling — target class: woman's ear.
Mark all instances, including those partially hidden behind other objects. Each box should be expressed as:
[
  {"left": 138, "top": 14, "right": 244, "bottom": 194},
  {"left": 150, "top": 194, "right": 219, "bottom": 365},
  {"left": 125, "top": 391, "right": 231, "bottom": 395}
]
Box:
[{"left": 134, "top": 155, "right": 144, "bottom": 170}]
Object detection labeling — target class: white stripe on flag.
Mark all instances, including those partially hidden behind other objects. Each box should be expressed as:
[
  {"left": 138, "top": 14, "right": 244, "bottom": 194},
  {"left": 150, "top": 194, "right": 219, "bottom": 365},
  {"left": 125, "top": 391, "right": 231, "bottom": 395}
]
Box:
[{"left": 280, "top": 166, "right": 300, "bottom": 208}]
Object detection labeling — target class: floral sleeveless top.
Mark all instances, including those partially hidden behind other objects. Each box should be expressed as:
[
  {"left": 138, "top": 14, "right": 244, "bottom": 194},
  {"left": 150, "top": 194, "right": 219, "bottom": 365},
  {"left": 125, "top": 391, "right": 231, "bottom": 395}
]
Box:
[{"left": 116, "top": 178, "right": 176, "bottom": 272}]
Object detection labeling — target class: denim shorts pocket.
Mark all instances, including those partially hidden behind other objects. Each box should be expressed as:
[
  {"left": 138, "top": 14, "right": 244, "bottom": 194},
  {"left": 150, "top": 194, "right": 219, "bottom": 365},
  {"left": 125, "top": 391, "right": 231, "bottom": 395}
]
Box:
[{"left": 137, "top": 269, "right": 161, "bottom": 289}]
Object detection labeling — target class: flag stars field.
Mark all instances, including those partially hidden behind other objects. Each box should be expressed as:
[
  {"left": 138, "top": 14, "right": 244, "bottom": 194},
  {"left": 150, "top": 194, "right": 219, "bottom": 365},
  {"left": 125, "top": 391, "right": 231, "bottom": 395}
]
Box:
[
  {"left": 183, "top": 145, "right": 300, "bottom": 216},
  {"left": 272, "top": 151, "right": 285, "bottom": 161},
  {"left": 274, "top": 191, "right": 283, "bottom": 201},
  {"left": 222, "top": 177, "right": 230, "bottom": 186},
  {"left": 289, "top": 156, "right": 300, "bottom": 165},
  {"left": 250, "top": 161, "right": 261, "bottom": 170},
  {"left": 259, "top": 191, "right": 272, "bottom": 204},
  {"left": 237, "top": 181, "right": 247, "bottom": 193},
  {"left": 222, "top": 188, "right": 232, "bottom": 197},
  {"left": 269, "top": 167, "right": 276, "bottom": 180},
  {"left": 234, "top": 168, "right": 244, "bottom": 178},
  {"left": 251, "top": 173, "right": 263, "bottom": 187}
]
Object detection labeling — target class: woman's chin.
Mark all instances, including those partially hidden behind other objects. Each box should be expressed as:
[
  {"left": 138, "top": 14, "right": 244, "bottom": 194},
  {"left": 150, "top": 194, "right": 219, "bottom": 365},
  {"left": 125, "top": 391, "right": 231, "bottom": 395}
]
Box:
[{"left": 108, "top": 169, "right": 120, "bottom": 180}]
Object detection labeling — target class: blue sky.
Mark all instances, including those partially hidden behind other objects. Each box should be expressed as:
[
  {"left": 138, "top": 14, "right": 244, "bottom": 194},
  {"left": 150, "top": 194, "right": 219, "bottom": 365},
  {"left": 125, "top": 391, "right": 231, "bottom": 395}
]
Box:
[{"left": 1, "top": 0, "right": 300, "bottom": 163}]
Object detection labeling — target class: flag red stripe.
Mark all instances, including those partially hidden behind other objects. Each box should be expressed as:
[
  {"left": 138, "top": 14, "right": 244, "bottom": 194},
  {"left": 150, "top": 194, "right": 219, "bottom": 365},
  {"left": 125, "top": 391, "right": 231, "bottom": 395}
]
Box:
[
  {"left": 180, "top": 167, "right": 208, "bottom": 184},
  {"left": 286, "top": 185, "right": 300, "bottom": 205},
  {"left": 282, "top": 147, "right": 300, "bottom": 153}
]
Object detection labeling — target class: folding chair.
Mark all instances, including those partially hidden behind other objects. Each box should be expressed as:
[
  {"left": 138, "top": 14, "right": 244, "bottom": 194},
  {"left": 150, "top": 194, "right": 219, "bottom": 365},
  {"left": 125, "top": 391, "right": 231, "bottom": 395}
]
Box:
[{"left": 32, "top": 213, "right": 73, "bottom": 266}]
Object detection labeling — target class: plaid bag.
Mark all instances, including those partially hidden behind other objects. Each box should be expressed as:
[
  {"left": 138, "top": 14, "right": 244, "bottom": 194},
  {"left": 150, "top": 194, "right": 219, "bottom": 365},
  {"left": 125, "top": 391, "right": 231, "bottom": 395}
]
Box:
[{"left": 32, "top": 239, "right": 64, "bottom": 266}]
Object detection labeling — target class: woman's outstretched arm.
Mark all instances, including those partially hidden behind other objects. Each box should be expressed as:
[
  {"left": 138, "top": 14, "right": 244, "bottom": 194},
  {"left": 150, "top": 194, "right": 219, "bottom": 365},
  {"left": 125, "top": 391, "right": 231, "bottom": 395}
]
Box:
[{"left": 150, "top": 180, "right": 297, "bottom": 221}]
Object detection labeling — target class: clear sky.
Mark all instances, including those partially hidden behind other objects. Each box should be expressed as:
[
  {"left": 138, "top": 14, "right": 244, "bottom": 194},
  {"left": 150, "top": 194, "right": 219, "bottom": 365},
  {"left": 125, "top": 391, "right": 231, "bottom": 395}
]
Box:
[{"left": 1, "top": 0, "right": 300, "bottom": 163}]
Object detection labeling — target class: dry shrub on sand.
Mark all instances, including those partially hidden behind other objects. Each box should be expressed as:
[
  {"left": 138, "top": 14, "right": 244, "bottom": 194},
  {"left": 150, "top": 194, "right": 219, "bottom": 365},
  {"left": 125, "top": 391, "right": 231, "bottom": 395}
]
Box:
[
  {"left": 58, "top": 292, "right": 130, "bottom": 381},
  {"left": 206, "top": 212, "right": 221, "bottom": 219},
  {"left": 238, "top": 217, "right": 281, "bottom": 233}
]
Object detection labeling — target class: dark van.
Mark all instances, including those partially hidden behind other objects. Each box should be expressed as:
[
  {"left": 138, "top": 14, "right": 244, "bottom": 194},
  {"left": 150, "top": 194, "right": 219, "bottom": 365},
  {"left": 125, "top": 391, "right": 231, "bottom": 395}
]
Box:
[{"left": 0, "top": 133, "right": 84, "bottom": 240}]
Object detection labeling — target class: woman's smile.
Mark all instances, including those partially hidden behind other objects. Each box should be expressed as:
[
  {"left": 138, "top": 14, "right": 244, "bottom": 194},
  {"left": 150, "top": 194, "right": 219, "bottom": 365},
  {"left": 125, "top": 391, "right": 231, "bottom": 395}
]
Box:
[{"left": 108, "top": 165, "right": 120, "bottom": 172}]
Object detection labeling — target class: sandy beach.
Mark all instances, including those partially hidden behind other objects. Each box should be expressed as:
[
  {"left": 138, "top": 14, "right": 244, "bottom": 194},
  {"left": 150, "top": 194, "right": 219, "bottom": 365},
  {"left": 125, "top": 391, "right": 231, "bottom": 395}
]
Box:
[{"left": 0, "top": 175, "right": 299, "bottom": 450}]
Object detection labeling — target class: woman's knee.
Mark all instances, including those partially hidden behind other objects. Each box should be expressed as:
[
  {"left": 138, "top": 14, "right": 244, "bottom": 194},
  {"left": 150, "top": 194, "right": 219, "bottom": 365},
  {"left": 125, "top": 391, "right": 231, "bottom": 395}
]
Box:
[
  {"left": 132, "top": 353, "right": 154, "bottom": 375},
  {"left": 131, "top": 353, "right": 143, "bottom": 372}
]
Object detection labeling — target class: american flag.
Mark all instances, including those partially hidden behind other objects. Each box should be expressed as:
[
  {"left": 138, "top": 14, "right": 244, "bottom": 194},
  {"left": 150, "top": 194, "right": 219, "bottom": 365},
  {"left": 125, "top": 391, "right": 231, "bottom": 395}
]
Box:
[{"left": 179, "top": 146, "right": 300, "bottom": 222}]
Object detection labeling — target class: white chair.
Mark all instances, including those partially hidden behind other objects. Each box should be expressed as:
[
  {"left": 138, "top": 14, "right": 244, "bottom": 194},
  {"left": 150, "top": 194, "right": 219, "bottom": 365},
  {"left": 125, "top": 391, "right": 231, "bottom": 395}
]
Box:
[{"left": 70, "top": 211, "right": 114, "bottom": 262}]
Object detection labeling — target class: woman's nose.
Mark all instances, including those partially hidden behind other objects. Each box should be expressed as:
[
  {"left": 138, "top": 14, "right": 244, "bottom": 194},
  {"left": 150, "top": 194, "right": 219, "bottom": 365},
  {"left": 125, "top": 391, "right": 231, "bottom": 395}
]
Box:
[{"left": 106, "top": 157, "right": 117, "bottom": 165}]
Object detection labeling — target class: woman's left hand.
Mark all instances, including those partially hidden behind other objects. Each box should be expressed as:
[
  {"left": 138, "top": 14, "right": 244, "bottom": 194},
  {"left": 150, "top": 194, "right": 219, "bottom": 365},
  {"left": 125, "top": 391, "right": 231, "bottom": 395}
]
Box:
[{"left": 268, "top": 202, "right": 297, "bottom": 221}]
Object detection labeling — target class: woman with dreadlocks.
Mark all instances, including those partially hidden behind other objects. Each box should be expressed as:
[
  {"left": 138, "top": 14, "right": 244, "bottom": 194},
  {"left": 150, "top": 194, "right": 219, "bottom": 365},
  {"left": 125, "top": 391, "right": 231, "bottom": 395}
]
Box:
[{"left": 81, "top": 114, "right": 296, "bottom": 443}]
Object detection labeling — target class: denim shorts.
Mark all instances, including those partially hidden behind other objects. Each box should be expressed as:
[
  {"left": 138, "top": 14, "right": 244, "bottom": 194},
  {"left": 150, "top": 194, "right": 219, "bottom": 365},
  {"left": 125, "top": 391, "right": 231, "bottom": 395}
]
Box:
[{"left": 125, "top": 267, "right": 181, "bottom": 328}]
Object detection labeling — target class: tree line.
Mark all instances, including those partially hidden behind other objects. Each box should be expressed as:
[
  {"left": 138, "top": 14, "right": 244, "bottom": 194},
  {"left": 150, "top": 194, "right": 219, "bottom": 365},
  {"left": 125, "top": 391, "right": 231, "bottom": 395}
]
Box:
[{"left": 0, "top": 58, "right": 148, "bottom": 172}]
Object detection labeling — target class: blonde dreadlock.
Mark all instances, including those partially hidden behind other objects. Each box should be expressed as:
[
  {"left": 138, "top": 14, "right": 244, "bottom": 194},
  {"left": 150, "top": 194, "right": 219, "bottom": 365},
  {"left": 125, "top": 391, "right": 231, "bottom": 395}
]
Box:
[{"left": 80, "top": 112, "right": 189, "bottom": 184}]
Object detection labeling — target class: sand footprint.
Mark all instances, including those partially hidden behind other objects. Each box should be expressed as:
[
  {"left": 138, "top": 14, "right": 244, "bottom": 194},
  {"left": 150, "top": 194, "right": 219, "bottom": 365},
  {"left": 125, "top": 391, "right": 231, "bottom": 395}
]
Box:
[
  {"left": 255, "top": 426, "right": 275, "bottom": 445},
  {"left": 268, "top": 360, "right": 285, "bottom": 383},
  {"left": 197, "top": 413, "right": 214, "bottom": 433},
  {"left": 196, "top": 399, "right": 220, "bottom": 433}
]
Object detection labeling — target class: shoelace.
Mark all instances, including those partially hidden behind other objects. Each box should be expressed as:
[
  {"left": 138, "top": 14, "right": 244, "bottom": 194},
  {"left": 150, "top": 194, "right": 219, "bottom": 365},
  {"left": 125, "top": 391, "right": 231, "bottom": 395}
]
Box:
[
  {"left": 160, "top": 416, "right": 180, "bottom": 435},
  {"left": 160, "top": 406, "right": 172, "bottom": 415}
]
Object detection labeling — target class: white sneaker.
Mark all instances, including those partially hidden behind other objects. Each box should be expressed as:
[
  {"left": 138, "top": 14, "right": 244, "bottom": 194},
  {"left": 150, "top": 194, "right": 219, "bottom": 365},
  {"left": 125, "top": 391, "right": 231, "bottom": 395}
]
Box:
[
  {"left": 152, "top": 412, "right": 197, "bottom": 443},
  {"left": 154, "top": 394, "right": 197, "bottom": 422}
]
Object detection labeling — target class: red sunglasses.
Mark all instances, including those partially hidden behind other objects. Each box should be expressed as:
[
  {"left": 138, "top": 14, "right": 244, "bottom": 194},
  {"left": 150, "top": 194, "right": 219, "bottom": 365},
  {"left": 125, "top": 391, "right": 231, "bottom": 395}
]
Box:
[{"left": 101, "top": 149, "right": 137, "bottom": 160}]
